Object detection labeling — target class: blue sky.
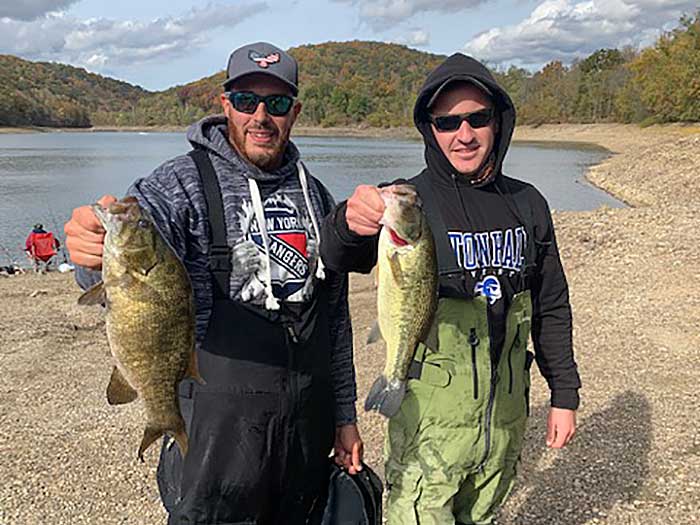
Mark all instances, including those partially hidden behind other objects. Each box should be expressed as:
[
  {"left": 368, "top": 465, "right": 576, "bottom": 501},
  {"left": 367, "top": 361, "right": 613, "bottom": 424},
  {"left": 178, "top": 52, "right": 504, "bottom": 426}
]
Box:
[{"left": 0, "top": 0, "right": 696, "bottom": 91}]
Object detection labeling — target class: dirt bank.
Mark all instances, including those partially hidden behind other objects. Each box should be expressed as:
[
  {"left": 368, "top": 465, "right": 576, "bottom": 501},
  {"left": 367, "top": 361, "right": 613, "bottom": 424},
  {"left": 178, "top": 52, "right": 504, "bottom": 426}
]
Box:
[{"left": 1, "top": 124, "right": 699, "bottom": 524}]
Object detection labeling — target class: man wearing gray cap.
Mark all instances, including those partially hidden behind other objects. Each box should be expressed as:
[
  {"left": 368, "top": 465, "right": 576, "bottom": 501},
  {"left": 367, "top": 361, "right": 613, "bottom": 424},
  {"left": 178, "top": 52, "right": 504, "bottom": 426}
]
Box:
[{"left": 64, "top": 42, "right": 363, "bottom": 524}]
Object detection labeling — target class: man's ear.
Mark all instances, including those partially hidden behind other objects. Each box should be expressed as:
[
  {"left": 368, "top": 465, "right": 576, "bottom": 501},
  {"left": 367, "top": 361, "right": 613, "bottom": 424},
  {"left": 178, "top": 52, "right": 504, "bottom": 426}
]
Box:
[{"left": 289, "top": 100, "right": 302, "bottom": 126}]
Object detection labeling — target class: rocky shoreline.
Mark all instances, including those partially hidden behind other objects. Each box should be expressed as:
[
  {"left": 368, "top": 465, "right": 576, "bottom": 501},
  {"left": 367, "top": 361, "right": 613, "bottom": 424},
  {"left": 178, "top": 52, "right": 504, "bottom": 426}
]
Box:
[{"left": 1, "top": 124, "right": 698, "bottom": 524}]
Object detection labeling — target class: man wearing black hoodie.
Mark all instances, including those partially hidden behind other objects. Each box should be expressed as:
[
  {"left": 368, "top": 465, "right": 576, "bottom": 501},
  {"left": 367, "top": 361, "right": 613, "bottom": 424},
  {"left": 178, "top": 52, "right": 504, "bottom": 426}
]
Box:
[{"left": 320, "top": 54, "right": 581, "bottom": 524}]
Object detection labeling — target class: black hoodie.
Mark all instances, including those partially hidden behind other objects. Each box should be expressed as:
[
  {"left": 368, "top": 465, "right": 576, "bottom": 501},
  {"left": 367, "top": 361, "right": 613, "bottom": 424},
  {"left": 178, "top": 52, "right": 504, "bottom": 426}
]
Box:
[{"left": 321, "top": 54, "right": 580, "bottom": 410}]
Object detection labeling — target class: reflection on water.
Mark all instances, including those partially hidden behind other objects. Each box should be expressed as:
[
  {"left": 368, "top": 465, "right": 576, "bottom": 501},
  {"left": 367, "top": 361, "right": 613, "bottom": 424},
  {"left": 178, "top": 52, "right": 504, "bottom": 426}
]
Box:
[{"left": 0, "top": 132, "right": 621, "bottom": 265}]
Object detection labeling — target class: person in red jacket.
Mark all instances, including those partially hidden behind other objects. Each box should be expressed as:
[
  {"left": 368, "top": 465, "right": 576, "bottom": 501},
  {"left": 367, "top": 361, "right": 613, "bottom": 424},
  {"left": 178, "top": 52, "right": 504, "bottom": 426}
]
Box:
[{"left": 25, "top": 223, "right": 60, "bottom": 273}]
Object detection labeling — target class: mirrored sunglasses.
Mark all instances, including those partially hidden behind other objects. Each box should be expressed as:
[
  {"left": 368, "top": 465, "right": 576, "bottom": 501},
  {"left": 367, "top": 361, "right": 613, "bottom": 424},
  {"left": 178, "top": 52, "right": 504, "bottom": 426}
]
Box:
[{"left": 226, "top": 91, "right": 295, "bottom": 117}]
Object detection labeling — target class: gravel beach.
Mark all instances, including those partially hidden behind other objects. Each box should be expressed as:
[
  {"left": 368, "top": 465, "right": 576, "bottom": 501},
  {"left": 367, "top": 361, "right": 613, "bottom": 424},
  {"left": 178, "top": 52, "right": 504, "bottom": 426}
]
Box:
[{"left": 1, "top": 124, "right": 698, "bottom": 524}]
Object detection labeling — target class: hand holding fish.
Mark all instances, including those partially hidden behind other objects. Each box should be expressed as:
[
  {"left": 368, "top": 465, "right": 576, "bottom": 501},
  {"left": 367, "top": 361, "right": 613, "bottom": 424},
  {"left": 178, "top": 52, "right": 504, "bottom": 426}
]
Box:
[
  {"left": 78, "top": 197, "right": 200, "bottom": 461},
  {"left": 64, "top": 194, "right": 116, "bottom": 270},
  {"left": 364, "top": 184, "right": 438, "bottom": 418},
  {"left": 345, "top": 185, "right": 385, "bottom": 236}
]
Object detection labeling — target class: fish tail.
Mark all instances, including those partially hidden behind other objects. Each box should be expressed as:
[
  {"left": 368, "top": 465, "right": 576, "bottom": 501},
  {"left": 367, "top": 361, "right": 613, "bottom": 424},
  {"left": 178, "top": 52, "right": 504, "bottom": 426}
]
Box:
[
  {"left": 137, "top": 417, "right": 188, "bottom": 462},
  {"left": 364, "top": 376, "right": 406, "bottom": 418}
]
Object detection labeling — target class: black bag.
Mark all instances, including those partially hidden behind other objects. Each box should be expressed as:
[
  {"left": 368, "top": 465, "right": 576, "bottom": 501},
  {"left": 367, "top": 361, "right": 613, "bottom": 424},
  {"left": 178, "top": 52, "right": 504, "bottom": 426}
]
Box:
[{"left": 319, "top": 460, "right": 383, "bottom": 525}]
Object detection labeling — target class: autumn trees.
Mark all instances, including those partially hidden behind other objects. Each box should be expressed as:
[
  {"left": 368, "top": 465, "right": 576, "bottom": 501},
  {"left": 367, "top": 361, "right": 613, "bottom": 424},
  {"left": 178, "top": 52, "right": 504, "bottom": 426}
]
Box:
[{"left": 1, "top": 12, "right": 697, "bottom": 129}]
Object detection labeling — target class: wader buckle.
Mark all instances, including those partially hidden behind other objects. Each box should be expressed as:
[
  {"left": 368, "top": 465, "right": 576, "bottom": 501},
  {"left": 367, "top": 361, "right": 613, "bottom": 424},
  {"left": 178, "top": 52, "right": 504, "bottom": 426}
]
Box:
[
  {"left": 406, "top": 360, "right": 451, "bottom": 388},
  {"left": 209, "top": 245, "right": 232, "bottom": 272}
]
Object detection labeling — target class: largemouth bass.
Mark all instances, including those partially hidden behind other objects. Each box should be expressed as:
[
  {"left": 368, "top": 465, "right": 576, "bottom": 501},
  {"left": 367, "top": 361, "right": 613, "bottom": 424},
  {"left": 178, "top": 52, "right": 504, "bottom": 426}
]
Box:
[
  {"left": 78, "top": 196, "right": 201, "bottom": 461},
  {"left": 364, "top": 184, "right": 438, "bottom": 418}
]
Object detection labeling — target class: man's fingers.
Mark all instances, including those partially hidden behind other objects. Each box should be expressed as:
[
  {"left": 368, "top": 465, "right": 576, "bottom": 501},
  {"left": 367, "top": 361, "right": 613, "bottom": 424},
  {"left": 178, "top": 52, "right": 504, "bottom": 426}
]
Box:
[
  {"left": 65, "top": 217, "right": 105, "bottom": 271},
  {"left": 345, "top": 185, "right": 385, "bottom": 236},
  {"left": 351, "top": 441, "right": 363, "bottom": 472},
  {"left": 66, "top": 236, "right": 104, "bottom": 257},
  {"left": 68, "top": 251, "right": 103, "bottom": 270},
  {"left": 63, "top": 195, "right": 116, "bottom": 270},
  {"left": 546, "top": 423, "right": 556, "bottom": 447},
  {"left": 346, "top": 210, "right": 382, "bottom": 236},
  {"left": 356, "top": 185, "right": 385, "bottom": 211},
  {"left": 551, "top": 431, "right": 568, "bottom": 449},
  {"left": 66, "top": 206, "right": 104, "bottom": 236},
  {"left": 347, "top": 197, "right": 384, "bottom": 225},
  {"left": 548, "top": 425, "right": 573, "bottom": 449},
  {"left": 64, "top": 220, "right": 105, "bottom": 244},
  {"left": 564, "top": 427, "right": 576, "bottom": 446}
]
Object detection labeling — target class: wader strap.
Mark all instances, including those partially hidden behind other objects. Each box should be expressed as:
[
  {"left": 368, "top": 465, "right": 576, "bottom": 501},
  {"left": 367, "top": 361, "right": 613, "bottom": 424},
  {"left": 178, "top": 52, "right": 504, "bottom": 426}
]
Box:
[
  {"left": 410, "top": 171, "right": 467, "bottom": 294},
  {"left": 188, "top": 149, "right": 231, "bottom": 299},
  {"left": 406, "top": 341, "right": 430, "bottom": 380},
  {"left": 406, "top": 359, "right": 450, "bottom": 387},
  {"left": 407, "top": 360, "right": 423, "bottom": 379}
]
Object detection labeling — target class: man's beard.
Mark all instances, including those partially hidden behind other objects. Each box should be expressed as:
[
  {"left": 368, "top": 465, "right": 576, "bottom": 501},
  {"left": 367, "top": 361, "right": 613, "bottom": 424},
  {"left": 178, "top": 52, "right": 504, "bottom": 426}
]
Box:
[{"left": 230, "top": 123, "right": 288, "bottom": 171}]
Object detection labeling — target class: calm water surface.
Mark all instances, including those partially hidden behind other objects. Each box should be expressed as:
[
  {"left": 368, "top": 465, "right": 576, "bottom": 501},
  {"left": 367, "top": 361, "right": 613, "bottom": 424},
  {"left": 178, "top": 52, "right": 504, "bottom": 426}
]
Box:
[{"left": 0, "top": 132, "right": 621, "bottom": 265}]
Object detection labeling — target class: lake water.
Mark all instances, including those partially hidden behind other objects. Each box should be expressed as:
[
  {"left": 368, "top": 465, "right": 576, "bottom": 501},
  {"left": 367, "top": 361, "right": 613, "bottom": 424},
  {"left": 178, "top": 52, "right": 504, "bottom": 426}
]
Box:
[{"left": 0, "top": 132, "right": 621, "bottom": 266}]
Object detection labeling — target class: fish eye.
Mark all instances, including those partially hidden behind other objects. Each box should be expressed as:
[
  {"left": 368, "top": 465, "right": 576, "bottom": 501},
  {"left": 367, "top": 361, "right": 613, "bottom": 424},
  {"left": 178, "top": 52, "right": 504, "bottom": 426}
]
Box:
[{"left": 137, "top": 219, "right": 149, "bottom": 229}]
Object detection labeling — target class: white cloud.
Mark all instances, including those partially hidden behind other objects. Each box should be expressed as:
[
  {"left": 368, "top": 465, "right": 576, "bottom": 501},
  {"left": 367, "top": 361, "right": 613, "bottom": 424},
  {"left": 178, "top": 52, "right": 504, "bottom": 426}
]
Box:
[
  {"left": 397, "top": 29, "right": 431, "bottom": 46},
  {"left": 0, "top": 2, "right": 267, "bottom": 71},
  {"left": 0, "top": 0, "right": 79, "bottom": 21},
  {"left": 464, "top": 0, "right": 698, "bottom": 66},
  {"left": 335, "top": 0, "right": 488, "bottom": 29}
]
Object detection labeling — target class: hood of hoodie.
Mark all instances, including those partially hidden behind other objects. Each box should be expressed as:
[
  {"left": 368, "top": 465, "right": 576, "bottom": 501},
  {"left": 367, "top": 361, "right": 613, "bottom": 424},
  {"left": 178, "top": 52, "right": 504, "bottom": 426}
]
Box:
[
  {"left": 413, "top": 53, "right": 516, "bottom": 187},
  {"left": 186, "top": 114, "right": 301, "bottom": 184}
]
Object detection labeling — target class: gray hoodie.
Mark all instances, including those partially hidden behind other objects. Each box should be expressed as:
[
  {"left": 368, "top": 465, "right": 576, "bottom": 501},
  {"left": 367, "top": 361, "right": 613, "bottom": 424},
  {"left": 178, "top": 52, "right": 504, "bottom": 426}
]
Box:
[{"left": 77, "top": 115, "right": 357, "bottom": 424}]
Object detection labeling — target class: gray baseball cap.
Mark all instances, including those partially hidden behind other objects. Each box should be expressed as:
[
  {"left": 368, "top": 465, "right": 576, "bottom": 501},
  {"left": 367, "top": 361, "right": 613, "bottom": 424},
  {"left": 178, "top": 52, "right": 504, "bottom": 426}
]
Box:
[
  {"left": 427, "top": 76, "right": 493, "bottom": 109},
  {"left": 223, "top": 42, "right": 298, "bottom": 96}
]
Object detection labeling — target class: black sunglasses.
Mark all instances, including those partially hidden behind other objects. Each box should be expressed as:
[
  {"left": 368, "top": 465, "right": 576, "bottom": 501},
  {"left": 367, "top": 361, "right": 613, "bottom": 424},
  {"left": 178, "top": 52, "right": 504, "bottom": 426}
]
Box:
[
  {"left": 226, "top": 91, "right": 295, "bottom": 116},
  {"left": 429, "top": 108, "right": 495, "bottom": 132}
]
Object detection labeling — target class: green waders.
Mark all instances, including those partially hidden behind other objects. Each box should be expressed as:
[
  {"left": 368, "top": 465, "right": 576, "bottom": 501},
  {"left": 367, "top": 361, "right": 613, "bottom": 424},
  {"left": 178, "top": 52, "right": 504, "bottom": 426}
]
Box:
[{"left": 385, "top": 291, "right": 534, "bottom": 525}]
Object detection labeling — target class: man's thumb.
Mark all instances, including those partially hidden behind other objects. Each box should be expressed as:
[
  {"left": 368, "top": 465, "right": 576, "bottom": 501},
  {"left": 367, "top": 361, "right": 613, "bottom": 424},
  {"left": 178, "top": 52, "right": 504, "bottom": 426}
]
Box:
[{"left": 97, "top": 195, "right": 118, "bottom": 208}]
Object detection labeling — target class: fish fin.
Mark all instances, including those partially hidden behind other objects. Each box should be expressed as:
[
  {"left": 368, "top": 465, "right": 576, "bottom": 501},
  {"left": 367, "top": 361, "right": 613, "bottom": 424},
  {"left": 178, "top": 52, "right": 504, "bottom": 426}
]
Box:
[
  {"left": 364, "top": 376, "right": 406, "bottom": 418},
  {"left": 421, "top": 319, "right": 439, "bottom": 353},
  {"left": 388, "top": 253, "right": 403, "bottom": 285},
  {"left": 137, "top": 426, "right": 165, "bottom": 462},
  {"left": 106, "top": 366, "right": 138, "bottom": 405},
  {"left": 366, "top": 321, "right": 383, "bottom": 345},
  {"left": 171, "top": 428, "right": 189, "bottom": 459},
  {"left": 77, "top": 281, "right": 105, "bottom": 306},
  {"left": 138, "top": 417, "right": 188, "bottom": 462},
  {"left": 185, "top": 350, "right": 205, "bottom": 384}
]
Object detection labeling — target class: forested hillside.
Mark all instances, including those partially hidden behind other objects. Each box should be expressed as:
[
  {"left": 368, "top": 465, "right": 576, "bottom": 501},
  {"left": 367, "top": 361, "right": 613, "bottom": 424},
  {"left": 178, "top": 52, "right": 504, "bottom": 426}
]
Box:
[
  {"left": 0, "top": 55, "right": 145, "bottom": 127},
  {"left": 498, "top": 13, "right": 700, "bottom": 125},
  {"left": 1, "top": 12, "right": 697, "bottom": 129},
  {"left": 89, "top": 41, "right": 444, "bottom": 128}
]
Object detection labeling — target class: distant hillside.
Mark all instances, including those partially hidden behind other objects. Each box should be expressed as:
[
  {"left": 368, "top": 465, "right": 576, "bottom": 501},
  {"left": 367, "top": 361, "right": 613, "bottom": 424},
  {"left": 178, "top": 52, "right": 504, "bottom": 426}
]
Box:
[
  {"left": 91, "top": 41, "right": 446, "bottom": 128},
  {"left": 1, "top": 14, "right": 698, "bottom": 129},
  {"left": 293, "top": 41, "right": 445, "bottom": 127},
  {"left": 0, "top": 55, "right": 146, "bottom": 127}
]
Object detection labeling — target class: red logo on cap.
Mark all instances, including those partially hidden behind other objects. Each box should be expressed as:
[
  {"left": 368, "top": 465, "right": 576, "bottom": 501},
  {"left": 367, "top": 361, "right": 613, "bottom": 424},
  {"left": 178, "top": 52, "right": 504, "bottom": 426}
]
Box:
[{"left": 249, "top": 51, "right": 280, "bottom": 69}]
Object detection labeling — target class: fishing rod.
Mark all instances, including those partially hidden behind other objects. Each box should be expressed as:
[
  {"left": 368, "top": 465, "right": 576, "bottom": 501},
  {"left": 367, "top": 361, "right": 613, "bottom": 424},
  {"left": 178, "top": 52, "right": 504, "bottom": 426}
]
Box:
[
  {"left": 42, "top": 198, "right": 70, "bottom": 264},
  {"left": 0, "top": 238, "right": 21, "bottom": 268}
]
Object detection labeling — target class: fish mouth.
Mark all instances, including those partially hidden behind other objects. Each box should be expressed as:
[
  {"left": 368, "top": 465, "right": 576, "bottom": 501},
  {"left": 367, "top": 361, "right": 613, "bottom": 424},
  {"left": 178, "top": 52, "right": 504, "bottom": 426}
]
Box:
[
  {"left": 388, "top": 228, "right": 410, "bottom": 247},
  {"left": 93, "top": 197, "right": 141, "bottom": 237}
]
